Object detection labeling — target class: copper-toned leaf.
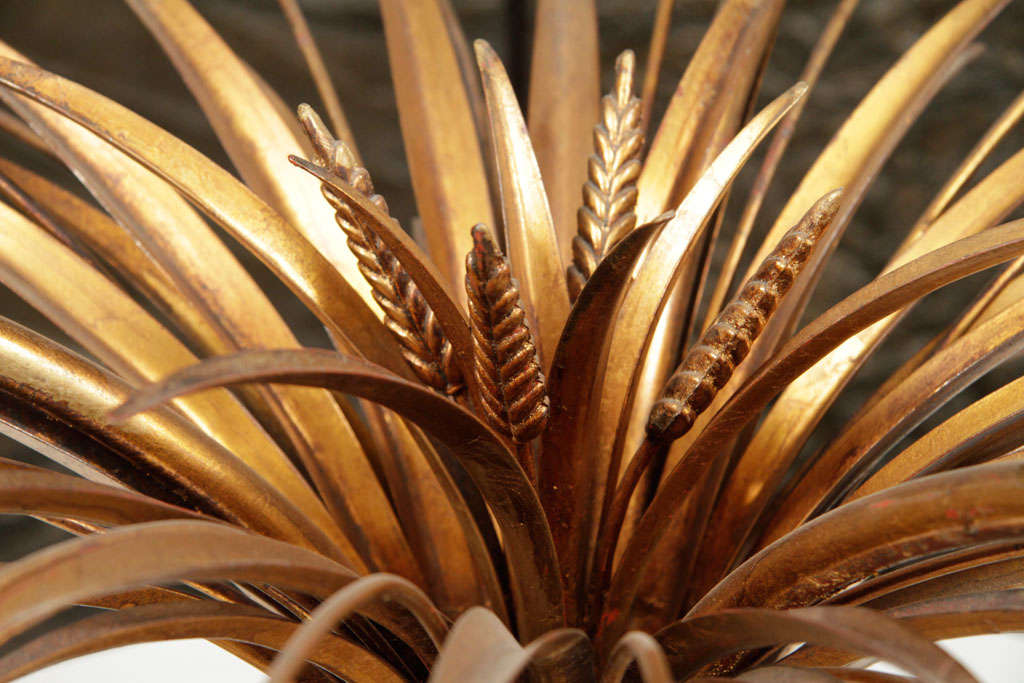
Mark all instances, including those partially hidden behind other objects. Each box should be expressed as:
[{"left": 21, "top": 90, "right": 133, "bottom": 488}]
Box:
[
  {"left": 538, "top": 220, "right": 665, "bottom": 624},
  {"left": 0, "top": 56, "right": 407, "bottom": 374},
  {"left": 639, "top": 0, "right": 676, "bottom": 130},
  {"left": 0, "top": 316, "right": 349, "bottom": 564},
  {"left": 268, "top": 574, "right": 447, "bottom": 682},
  {"left": 655, "top": 607, "right": 975, "bottom": 681},
  {"left": 527, "top": 0, "right": 599, "bottom": 262},
  {"left": 128, "top": 0, "right": 379, "bottom": 315},
  {"left": 604, "top": 217, "right": 1024, "bottom": 639},
  {"left": 0, "top": 199, "right": 337, "bottom": 531},
  {"left": 0, "top": 601, "right": 400, "bottom": 683},
  {"left": 0, "top": 46, "right": 402, "bottom": 565},
  {"left": 636, "top": 0, "right": 785, "bottom": 220},
  {"left": 601, "top": 632, "right": 673, "bottom": 683},
  {"left": 852, "top": 373, "right": 1024, "bottom": 499},
  {"left": 706, "top": 0, "right": 859, "bottom": 325},
  {"left": 691, "top": 462, "right": 1024, "bottom": 624},
  {"left": 762, "top": 295, "right": 1024, "bottom": 541},
  {"left": 378, "top": 0, "right": 496, "bottom": 300},
  {"left": 0, "top": 457, "right": 210, "bottom": 530},
  {"left": 476, "top": 40, "right": 570, "bottom": 369},
  {"left": 111, "top": 348, "right": 564, "bottom": 639}
]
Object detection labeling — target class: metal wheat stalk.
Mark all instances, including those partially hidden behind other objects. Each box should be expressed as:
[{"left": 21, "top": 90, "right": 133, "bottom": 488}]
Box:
[{"left": 0, "top": 0, "right": 1022, "bottom": 681}]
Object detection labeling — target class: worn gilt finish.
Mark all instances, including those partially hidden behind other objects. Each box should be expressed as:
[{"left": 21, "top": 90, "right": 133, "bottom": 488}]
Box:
[{"left": 0, "top": 1, "right": 1021, "bottom": 681}]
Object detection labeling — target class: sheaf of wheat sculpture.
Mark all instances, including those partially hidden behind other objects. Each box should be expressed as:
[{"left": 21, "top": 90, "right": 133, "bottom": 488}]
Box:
[{"left": 0, "top": 0, "right": 1022, "bottom": 680}]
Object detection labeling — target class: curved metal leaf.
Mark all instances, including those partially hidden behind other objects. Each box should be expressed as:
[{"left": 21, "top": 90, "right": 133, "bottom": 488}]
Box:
[
  {"left": 111, "top": 348, "right": 564, "bottom": 640},
  {"left": 0, "top": 601, "right": 400, "bottom": 683}
]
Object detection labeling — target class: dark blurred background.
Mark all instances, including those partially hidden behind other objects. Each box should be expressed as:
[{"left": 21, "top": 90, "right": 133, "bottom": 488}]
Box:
[{"left": 0, "top": 0, "right": 1022, "bottom": 562}]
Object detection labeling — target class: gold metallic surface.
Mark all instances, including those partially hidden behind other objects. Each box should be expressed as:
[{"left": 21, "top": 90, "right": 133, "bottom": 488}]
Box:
[{"left": 1, "top": 3, "right": 1022, "bottom": 680}]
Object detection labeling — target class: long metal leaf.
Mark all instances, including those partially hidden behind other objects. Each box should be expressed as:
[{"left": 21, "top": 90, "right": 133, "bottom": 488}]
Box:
[
  {"left": 0, "top": 601, "right": 401, "bottom": 683},
  {"left": 603, "top": 218, "right": 1024, "bottom": 642},
  {"left": 111, "top": 348, "right": 564, "bottom": 640},
  {"left": 127, "top": 0, "right": 378, "bottom": 315},
  {"left": 690, "top": 462, "right": 1024, "bottom": 621},
  {"left": 762, "top": 296, "right": 1024, "bottom": 542},
  {"left": 0, "top": 56, "right": 407, "bottom": 374},
  {"left": 851, "top": 373, "right": 1024, "bottom": 500},
  {"left": 476, "top": 40, "right": 570, "bottom": 370},
  {"left": 635, "top": 0, "right": 785, "bottom": 221},
  {"left": 0, "top": 199, "right": 342, "bottom": 532},
  {"left": 0, "top": 520, "right": 432, "bottom": 662},
  {"left": 527, "top": 0, "right": 599, "bottom": 262},
  {"left": 378, "top": 0, "right": 496, "bottom": 300},
  {"left": 654, "top": 607, "right": 974, "bottom": 681},
  {"left": 0, "top": 46, "right": 405, "bottom": 562},
  {"left": 538, "top": 221, "right": 665, "bottom": 625},
  {"left": 0, "top": 316, "right": 349, "bottom": 564},
  {"left": 268, "top": 574, "right": 446, "bottom": 682}
]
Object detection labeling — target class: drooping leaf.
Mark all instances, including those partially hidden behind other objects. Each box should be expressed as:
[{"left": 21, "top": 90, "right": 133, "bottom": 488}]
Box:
[{"left": 111, "top": 348, "right": 564, "bottom": 640}]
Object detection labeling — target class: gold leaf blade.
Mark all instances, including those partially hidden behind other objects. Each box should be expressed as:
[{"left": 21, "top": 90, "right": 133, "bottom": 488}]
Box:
[
  {"left": 636, "top": 0, "right": 785, "bottom": 221},
  {"left": 538, "top": 220, "right": 666, "bottom": 625},
  {"left": 639, "top": 0, "right": 676, "bottom": 130},
  {"left": 0, "top": 601, "right": 401, "bottom": 683},
  {"left": 476, "top": 40, "right": 570, "bottom": 370},
  {"left": 654, "top": 607, "right": 975, "bottom": 682},
  {"left": 604, "top": 217, "right": 1024, "bottom": 642},
  {"left": 705, "top": 0, "right": 859, "bottom": 326},
  {"left": 918, "top": 87, "right": 1024, "bottom": 226},
  {"left": 128, "top": 0, "right": 378, "bottom": 316},
  {"left": 0, "top": 458, "right": 209, "bottom": 527},
  {"left": 0, "top": 46, "right": 405, "bottom": 559},
  {"left": 0, "top": 316, "right": 350, "bottom": 565},
  {"left": 528, "top": 0, "right": 600, "bottom": 263},
  {"left": 690, "top": 462, "right": 1024, "bottom": 625},
  {"left": 268, "top": 574, "right": 446, "bottom": 682},
  {"left": 760, "top": 296, "right": 1024, "bottom": 545},
  {"left": 110, "top": 348, "right": 565, "bottom": 640},
  {"left": 0, "top": 56, "right": 407, "bottom": 375},
  {"left": 0, "top": 519, "right": 434, "bottom": 662},
  {"left": 0, "top": 199, "right": 342, "bottom": 540},
  {"left": 378, "top": 0, "right": 496, "bottom": 302},
  {"left": 850, "top": 373, "right": 1024, "bottom": 501}
]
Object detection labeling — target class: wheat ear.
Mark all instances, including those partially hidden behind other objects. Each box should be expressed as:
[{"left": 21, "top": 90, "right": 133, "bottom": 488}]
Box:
[
  {"left": 567, "top": 50, "right": 644, "bottom": 301},
  {"left": 647, "top": 189, "right": 844, "bottom": 442},
  {"left": 464, "top": 224, "right": 550, "bottom": 448},
  {"left": 298, "top": 104, "right": 464, "bottom": 396}
]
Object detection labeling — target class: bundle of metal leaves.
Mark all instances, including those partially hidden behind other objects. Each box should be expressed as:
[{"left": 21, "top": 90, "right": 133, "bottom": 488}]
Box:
[{"left": 0, "top": 0, "right": 1022, "bottom": 681}]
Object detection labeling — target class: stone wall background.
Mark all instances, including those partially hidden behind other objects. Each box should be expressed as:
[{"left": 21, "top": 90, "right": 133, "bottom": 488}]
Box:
[{"left": 0, "top": 1, "right": 1022, "bottom": 561}]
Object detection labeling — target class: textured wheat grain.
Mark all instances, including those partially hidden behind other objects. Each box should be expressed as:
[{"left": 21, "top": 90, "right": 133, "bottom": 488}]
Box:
[
  {"left": 299, "top": 105, "right": 463, "bottom": 396},
  {"left": 647, "top": 189, "right": 843, "bottom": 441},
  {"left": 567, "top": 50, "right": 644, "bottom": 302},
  {"left": 464, "top": 224, "right": 549, "bottom": 444}
]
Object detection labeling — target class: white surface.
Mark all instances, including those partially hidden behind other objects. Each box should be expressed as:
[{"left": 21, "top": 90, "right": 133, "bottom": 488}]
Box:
[
  {"left": 11, "top": 633, "right": 1024, "bottom": 681},
  {"left": 13, "top": 639, "right": 266, "bottom": 682}
]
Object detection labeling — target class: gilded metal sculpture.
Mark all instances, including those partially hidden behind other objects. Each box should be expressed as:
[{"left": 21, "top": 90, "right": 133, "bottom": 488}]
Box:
[{"left": 0, "top": 0, "right": 1022, "bottom": 681}]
